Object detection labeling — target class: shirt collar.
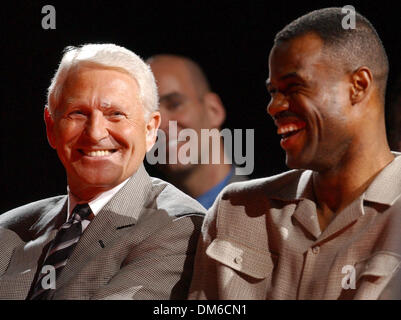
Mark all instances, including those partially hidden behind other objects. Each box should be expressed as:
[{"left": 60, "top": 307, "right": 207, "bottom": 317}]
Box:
[
  {"left": 363, "top": 152, "right": 401, "bottom": 205},
  {"left": 270, "top": 152, "right": 401, "bottom": 206},
  {"left": 67, "top": 177, "right": 130, "bottom": 221}
]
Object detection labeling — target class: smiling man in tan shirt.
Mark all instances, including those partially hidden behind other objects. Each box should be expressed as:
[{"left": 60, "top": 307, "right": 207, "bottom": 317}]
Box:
[{"left": 189, "top": 8, "right": 401, "bottom": 300}]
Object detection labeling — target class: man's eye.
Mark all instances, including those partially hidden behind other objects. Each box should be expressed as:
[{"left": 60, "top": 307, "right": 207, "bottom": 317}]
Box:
[
  {"left": 286, "top": 83, "right": 303, "bottom": 93},
  {"left": 166, "top": 101, "right": 182, "bottom": 111},
  {"left": 108, "top": 111, "right": 126, "bottom": 119},
  {"left": 68, "top": 110, "right": 86, "bottom": 118}
]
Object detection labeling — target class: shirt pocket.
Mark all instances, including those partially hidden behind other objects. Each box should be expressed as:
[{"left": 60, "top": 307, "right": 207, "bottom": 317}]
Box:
[
  {"left": 206, "top": 237, "right": 276, "bottom": 279},
  {"left": 353, "top": 251, "right": 401, "bottom": 300}
]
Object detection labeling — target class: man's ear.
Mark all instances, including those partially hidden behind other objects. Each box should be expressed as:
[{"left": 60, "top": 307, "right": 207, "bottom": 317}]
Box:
[
  {"left": 203, "top": 92, "right": 226, "bottom": 128},
  {"left": 350, "top": 67, "right": 373, "bottom": 105},
  {"left": 44, "top": 106, "right": 56, "bottom": 149},
  {"left": 145, "top": 111, "right": 161, "bottom": 152}
]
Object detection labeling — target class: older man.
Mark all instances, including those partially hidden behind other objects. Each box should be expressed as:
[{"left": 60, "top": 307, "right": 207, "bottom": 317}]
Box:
[
  {"left": 147, "top": 55, "right": 248, "bottom": 209},
  {"left": 189, "top": 8, "right": 401, "bottom": 299},
  {"left": 0, "top": 44, "right": 205, "bottom": 300}
]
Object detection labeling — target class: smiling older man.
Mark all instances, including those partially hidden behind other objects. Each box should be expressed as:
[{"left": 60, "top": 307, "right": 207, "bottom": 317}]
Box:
[{"left": 0, "top": 44, "right": 205, "bottom": 300}]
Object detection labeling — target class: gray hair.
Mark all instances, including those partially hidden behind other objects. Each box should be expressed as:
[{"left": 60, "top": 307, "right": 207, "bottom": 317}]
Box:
[{"left": 47, "top": 43, "right": 159, "bottom": 118}]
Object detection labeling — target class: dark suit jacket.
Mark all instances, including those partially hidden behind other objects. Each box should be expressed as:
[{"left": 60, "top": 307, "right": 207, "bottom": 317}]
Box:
[{"left": 0, "top": 165, "right": 205, "bottom": 299}]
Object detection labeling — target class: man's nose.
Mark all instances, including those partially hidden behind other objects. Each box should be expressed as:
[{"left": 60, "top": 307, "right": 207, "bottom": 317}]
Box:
[
  {"left": 85, "top": 112, "right": 109, "bottom": 142},
  {"left": 267, "top": 93, "right": 289, "bottom": 118}
]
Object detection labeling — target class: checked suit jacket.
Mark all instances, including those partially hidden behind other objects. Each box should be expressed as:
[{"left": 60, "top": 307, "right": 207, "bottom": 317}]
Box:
[{"left": 0, "top": 164, "right": 205, "bottom": 300}]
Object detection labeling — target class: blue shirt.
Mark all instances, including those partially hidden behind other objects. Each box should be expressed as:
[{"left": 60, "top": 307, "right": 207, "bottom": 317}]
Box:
[{"left": 196, "top": 167, "right": 234, "bottom": 209}]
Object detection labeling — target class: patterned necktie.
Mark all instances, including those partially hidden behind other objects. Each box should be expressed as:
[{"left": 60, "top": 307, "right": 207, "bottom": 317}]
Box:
[{"left": 29, "top": 203, "right": 92, "bottom": 300}]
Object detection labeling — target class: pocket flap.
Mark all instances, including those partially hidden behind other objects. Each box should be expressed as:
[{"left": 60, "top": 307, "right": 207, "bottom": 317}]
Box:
[
  {"left": 357, "top": 252, "right": 401, "bottom": 279},
  {"left": 206, "top": 238, "right": 275, "bottom": 279}
]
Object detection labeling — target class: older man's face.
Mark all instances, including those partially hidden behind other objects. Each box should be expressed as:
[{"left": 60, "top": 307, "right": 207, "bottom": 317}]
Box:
[
  {"left": 267, "top": 33, "right": 353, "bottom": 171},
  {"left": 45, "top": 66, "right": 159, "bottom": 198}
]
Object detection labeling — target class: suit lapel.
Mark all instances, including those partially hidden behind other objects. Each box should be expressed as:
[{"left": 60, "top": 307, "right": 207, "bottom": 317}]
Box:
[
  {"left": 0, "top": 197, "right": 67, "bottom": 299},
  {"left": 29, "top": 197, "right": 68, "bottom": 238}
]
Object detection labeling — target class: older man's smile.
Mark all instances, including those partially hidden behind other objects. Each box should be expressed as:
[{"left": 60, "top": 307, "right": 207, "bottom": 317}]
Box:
[{"left": 78, "top": 149, "right": 118, "bottom": 157}]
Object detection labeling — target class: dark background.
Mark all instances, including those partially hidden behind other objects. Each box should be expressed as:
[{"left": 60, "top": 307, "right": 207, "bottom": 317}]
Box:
[{"left": 1, "top": 0, "right": 400, "bottom": 213}]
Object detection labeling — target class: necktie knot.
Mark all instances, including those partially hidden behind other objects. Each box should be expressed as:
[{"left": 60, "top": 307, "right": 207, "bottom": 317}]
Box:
[{"left": 72, "top": 203, "right": 92, "bottom": 221}]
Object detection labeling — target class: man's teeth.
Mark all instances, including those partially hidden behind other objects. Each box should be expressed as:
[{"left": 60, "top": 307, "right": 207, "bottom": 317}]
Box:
[
  {"left": 85, "top": 150, "right": 112, "bottom": 157},
  {"left": 278, "top": 124, "right": 302, "bottom": 134}
]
